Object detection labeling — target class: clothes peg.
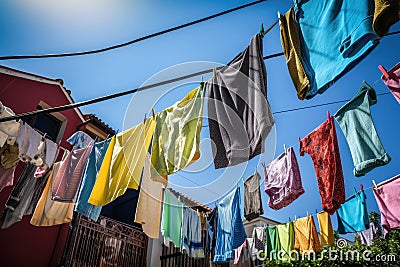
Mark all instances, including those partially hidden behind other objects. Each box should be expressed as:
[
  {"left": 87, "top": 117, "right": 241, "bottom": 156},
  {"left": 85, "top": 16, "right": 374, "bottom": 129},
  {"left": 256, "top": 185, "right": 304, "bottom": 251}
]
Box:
[
  {"left": 298, "top": 137, "right": 301, "bottom": 143},
  {"left": 289, "top": 217, "right": 291, "bottom": 222},
  {"left": 360, "top": 184, "right": 364, "bottom": 191},
  {"left": 378, "top": 65, "right": 389, "bottom": 79},
  {"left": 294, "top": 215, "right": 296, "bottom": 220},
  {"left": 151, "top": 108, "right": 156, "bottom": 118},
  {"left": 315, "top": 209, "right": 318, "bottom": 214},
  {"left": 260, "top": 23, "right": 265, "bottom": 37},
  {"left": 143, "top": 113, "right": 147, "bottom": 124},
  {"left": 354, "top": 187, "right": 358, "bottom": 196},
  {"left": 372, "top": 180, "right": 378, "bottom": 189},
  {"left": 277, "top": 11, "right": 281, "bottom": 25},
  {"left": 306, "top": 211, "right": 309, "bottom": 217},
  {"left": 283, "top": 144, "right": 287, "bottom": 154},
  {"left": 327, "top": 110, "right": 330, "bottom": 119},
  {"left": 213, "top": 67, "right": 217, "bottom": 77}
]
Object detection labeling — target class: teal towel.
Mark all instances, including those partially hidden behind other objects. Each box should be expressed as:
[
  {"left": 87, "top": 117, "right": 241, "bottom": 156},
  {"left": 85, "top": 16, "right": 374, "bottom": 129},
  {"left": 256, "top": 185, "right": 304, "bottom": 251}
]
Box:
[
  {"left": 334, "top": 82, "right": 390, "bottom": 176},
  {"left": 336, "top": 191, "right": 369, "bottom": 234}
]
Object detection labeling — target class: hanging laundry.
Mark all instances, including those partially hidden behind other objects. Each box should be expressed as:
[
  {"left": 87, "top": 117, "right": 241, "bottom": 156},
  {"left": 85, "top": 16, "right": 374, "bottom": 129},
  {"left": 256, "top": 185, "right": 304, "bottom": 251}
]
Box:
[
  {"left": 358, "top": 222, "right": 379, "bottom": 246},
  {"left": 250, "top": 226, "right": 266, "bottom": 260},
  {"left": 299, "top": 115, "right": 345, "bottom": 215},
  {"left": 373, "top": 174, "right": 400, "bottom": 235},
  {"left": 205, "top": 207, "right": 218, "bottom": 257},
  {"left": 134, "top": 154, "right": 164, "bottom": 239},
  {"left": 293, "top": 215, "right": 322, "bottom": 254},
  {"left": 276, "top": 222, "right": 295, "bottom": 262},
  {"left": 234, "top": 239, "right": 247, "bottom": 264},
  {"left": 263, "top": 147, "right": 304, "bottom": 210},
  {"left": 199, "top": 212, "right": 207, "bottom": 253},
  {"left": 213, "top": 187, "right": 247, "bottom": 263},
  {"left": 0, "top": 143, "right": 19, "bottom": 169},
  {"left": 17, "top": 121, "right": 42, "bottom": 162},
  {"left": 381, "top": 62, "right": 400, "bottom": 104},
  {"left": 0, "top": 102, "right": 20, "bottom": 147},
  {"left": 279, "top": 8, "right": 311, "bottom": 100},
  {"left": 372, "top": 0, "right": 400, "bottom": 37},
  {"left": 336, "top": 191, "right": 369, "bottom": 234},
  {"left": 75, "top": 138, "right": 111, "bottom": 221},
  {"left": 31, "top": 162, "right": 74, "bottom": 226},
  {"left": 1, "top": 163, "right": 49, "bottom": 229},
  {"left": 244, "top": 173, "right": 264, "bottom": 221},
  {"left": 89, "top": 117, "right": 155, "bottom": 206},
  {"left": 290, "top": 0, "right": 379, "bottom": 99},
  {"left": 51, "top": 132, "right": 94, "bottom": 202},
  {"left": 317, "top": 211, "right": 335, "bottom": 247},
  {"left": 208, "top": 33, "right": 275, "bottom": 169},
  {"left": 67, "top": 131, "right": 93, "bottom": 149},
  {"left": 265, "top": 225, "right": 280, "bottom": 260},
  {"left": 334, "top": 82, "right": 391, "bottom": 176},
  {"left": 31, "top": 136, "right": 58, "bottom": 170},
  {"left": 161, "top": 188, "right": 183, "bottom": 248},
  {"left": 181, "top": 207, "right": 205, "bottom": 258},
  {"left": 247, "top": 237, "right": 258, "bottom": 261},
  {"left": 151, "top": 84, "right": 204, "bottom": 183},
  {"left": 0, "top": 165, "right": 16, "bottom": 193}
]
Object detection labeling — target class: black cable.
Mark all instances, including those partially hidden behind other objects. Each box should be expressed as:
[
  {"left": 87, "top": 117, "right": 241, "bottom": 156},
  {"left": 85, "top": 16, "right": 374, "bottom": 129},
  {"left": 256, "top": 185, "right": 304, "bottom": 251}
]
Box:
[
  {"left": 0, "top": 30, "right": 398, "bottom": 123},
  {"left": 0, "top": 0, "right": 266, "bottom": 61}
]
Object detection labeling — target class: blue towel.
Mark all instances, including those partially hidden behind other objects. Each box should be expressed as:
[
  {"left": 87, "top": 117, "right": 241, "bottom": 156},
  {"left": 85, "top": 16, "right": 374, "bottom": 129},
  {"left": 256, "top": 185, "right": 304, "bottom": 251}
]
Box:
[
  {"left": 213, "top": 187, "right": 247, "bottom": 263},
  {"left": 75, "top": 138, "right": 111, "bottom": 221},
  {"left": 336, "top": 191, "right": 369, "bottom": 234},
  {"left": 294, "top": 0, "right": 379, "bottom": 98}
]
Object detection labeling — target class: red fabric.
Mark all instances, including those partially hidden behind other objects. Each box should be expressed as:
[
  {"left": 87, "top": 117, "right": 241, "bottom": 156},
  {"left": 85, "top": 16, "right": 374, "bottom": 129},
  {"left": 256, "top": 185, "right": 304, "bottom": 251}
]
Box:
[{"left": 299, "top": 116, "right": 345, "bottom": 214}]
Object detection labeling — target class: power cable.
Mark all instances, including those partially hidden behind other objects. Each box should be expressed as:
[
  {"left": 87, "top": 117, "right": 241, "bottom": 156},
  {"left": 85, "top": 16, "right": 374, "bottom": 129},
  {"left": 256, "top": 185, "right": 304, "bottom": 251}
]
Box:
[
  {"left": 0, "top": 0, "right": 266, "bottom": 60},
  {"left": 0, "top": 31, "right": 398, "bottom": 123}
]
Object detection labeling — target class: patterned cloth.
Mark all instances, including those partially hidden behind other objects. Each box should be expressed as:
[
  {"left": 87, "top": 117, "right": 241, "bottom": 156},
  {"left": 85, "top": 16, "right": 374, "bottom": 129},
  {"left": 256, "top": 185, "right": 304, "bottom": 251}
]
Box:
[
  {"left": 299, "top": 116, "right": 345, "bottom": 215},
  {"left": 263, "top": 147, "right": 304, "bottom": 210}
]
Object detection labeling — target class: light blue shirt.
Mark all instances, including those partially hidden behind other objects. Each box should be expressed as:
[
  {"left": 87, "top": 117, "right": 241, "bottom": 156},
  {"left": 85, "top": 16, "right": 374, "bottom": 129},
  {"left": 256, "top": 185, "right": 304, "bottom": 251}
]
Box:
[
  {"left": 294, "top": 0, "right": 379, "bottom": 98},
  {"left": 213, "top": 187, "right": 247, "bottom": 263},
  {"left": 336, "top": 191, "right": 369, "bottom": 234}
]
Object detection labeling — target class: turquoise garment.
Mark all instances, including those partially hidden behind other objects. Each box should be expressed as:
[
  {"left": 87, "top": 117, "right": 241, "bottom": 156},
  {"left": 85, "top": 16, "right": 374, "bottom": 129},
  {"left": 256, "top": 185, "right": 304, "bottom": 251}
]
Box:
[
  {"left": 294, "top": 0, "right": 379, "bottom": 98},
  {"left": 213, "top": 187, "right": 247, "bottom": 263},
  {"left": 75, "top": 138, "right": 111, "bottom": 221},
  {"left": 336, "top": 191, "right": 369, "bottom": 234},
  {"left": 161, "top": 188, "right": 183, "bottom": 247},
  {"left": 334, "top": 82, "right": 391, "bottom": 176}
]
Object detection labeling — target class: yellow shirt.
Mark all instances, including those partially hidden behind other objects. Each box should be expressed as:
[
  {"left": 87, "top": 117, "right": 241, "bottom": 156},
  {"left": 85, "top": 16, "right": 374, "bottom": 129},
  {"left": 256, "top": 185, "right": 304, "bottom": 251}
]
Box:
[{"left": 88, "top": 117, "right": 155, "bottom": 206}]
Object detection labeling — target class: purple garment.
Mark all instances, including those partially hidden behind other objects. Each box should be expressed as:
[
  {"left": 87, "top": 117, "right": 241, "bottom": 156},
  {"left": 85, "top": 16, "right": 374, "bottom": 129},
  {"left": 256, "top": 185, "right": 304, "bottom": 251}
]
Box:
[
  {"left": 358, "top": 222, "right": 378, "bottom": 246},
  {"left": 382, "top": 62, "right": 400, "bottom": 104},
  {"left": 373, "top": 174, "right": 400, "bottom": 235},
  {"left": 263, "top": 147, "right": 304, "bottom": 210}
]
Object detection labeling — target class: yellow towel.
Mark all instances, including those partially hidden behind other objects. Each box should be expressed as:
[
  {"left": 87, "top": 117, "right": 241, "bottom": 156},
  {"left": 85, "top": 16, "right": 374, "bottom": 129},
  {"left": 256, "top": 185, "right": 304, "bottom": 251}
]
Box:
[
  {"left": 294, "top": 215, "right": 322, "bottom": 254},
  {"left": 317, "top": 211, "right": 335, "bottom": 247},
  {"left": 89, "top": 117, "right": 155, "bottom": 206},
  {"left": 30, "top": 162, "right": 74, "bottom": 226},
  {"left": 134, "top": 154, "right": 164, "bottom": 238}
]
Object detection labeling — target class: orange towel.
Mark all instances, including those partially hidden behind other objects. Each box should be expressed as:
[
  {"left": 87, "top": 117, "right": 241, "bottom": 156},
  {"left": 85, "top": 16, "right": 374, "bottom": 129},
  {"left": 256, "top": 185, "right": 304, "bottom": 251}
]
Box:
[{"left": 294, "top": 215, "right": 322, "bottom": 254}]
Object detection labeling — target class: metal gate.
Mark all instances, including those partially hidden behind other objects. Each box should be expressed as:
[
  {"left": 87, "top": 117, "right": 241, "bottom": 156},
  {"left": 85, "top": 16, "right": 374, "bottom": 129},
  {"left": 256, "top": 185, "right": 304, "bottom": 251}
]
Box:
[{"left": 63, "top": 215, "right": 148, "bottom": 267}]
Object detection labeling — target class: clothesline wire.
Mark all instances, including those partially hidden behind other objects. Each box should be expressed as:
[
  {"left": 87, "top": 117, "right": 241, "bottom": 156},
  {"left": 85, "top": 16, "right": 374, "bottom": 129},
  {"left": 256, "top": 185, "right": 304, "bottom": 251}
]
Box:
[
  {"left": 0, "top": 0, "right": 266, "bottom": 61},
  {"left": 173, "top": 172, "right": 221, "bottom": 197},
  {"left": 0, "top": 29, "right": 398, "bottom": 123}
]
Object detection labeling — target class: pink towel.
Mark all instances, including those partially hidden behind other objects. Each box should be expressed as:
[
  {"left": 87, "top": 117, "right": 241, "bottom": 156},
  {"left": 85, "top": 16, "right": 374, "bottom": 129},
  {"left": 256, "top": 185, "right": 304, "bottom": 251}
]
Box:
[
  {"left": 234, "top": 239, "right": 247, "bottom": 264},
  {"left": 381, "top": 62, "right": 400, "bottom": 104},
  {"left": 373, "top": 174, "right": 400, "bottom": 235}
]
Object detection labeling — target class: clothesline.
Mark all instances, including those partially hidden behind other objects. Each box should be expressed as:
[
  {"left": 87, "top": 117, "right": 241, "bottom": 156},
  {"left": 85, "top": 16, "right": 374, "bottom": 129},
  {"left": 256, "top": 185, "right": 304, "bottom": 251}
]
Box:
[{"left": 0, "top": 0, "right": 267, "bottom": 60}]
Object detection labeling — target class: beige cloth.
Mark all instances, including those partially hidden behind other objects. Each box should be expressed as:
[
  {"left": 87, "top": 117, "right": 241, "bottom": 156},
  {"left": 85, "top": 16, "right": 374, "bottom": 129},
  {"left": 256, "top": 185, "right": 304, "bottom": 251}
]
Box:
[
  {"left": 0, "top": 102, "right": 20, "bottom": 147},
  {"left": 134, "top": 154, "right": 163, "bottom": 239},
  {"left": 30, "top": 162, "right": 74, "bottom": 226}
]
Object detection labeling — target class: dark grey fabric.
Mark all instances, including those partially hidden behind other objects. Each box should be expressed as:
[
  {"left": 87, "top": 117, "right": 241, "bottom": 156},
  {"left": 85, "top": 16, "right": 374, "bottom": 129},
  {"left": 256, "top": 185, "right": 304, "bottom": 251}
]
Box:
[
  {"left": 0, "top": 163, "right": 49, "bottom": 229},
  {"left": 244, "top": 173, "right": 264, "bottom": 221},
  {"left": 208, "top": 34, "right": 274, "bottom": 169}
]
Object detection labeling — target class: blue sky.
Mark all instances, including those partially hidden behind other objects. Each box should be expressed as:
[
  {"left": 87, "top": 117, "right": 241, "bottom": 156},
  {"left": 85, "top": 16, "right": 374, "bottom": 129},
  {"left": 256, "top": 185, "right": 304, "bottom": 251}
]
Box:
[{"left": 1, "top": 0, "right": 399, "bottom": 238}]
